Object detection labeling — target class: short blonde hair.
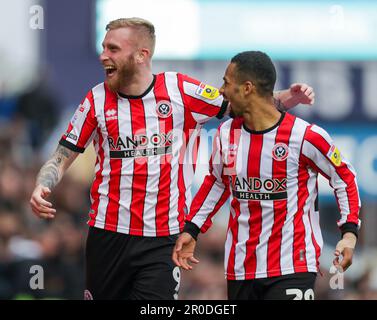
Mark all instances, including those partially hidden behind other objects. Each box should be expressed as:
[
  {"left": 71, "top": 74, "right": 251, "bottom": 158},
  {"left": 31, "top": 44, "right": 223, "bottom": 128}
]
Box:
[{"left": 106, "top": 17, "right": 156, "bottom": 55}]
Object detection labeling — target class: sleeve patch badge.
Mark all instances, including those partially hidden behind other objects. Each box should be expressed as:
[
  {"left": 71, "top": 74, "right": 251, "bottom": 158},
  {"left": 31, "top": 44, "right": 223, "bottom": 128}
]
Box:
[
  {"left": 327, "top": 145, "right": 342, "bottom": 166},
  {"left": 195, "top": 83, "right": 220, "bottom": 100}
]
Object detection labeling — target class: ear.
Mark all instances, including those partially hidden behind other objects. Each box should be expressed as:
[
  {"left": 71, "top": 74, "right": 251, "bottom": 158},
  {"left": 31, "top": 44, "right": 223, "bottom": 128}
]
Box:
[
  {"left": 137, "top": 48, "right": 151, "bottom": 63},
  {"left": 244, "top": 81, "right": 254, "bottom": 95}
]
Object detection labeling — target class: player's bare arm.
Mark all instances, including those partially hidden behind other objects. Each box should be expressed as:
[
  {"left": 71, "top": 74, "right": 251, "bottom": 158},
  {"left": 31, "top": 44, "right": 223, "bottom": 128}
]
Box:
[
  {"left": 30, "top": 144, "right": 79, "bottom": 219},
  {"left": 37, "top": 145, "right": 76, "bottom": 189}
]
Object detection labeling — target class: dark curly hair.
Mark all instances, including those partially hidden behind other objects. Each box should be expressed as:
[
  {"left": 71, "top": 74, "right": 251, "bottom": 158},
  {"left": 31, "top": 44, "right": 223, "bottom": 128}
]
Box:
[{"left": 231, "top": 51, "right": 276, "bottom": 97}]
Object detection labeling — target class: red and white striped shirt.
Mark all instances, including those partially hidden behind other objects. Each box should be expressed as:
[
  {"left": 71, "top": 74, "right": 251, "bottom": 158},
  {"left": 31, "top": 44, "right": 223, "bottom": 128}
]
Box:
[
  {"left": 187, "top": 112, "right": 361, "bottom": 280},
  {"left": 59, "top": 72, "right": 228, "bottom": 236}
]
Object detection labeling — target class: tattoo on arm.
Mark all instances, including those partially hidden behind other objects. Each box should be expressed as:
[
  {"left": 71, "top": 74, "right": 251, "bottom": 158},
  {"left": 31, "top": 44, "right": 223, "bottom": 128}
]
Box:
[{"left": 37, "top": 145, "right": 74, "bottom": 190}]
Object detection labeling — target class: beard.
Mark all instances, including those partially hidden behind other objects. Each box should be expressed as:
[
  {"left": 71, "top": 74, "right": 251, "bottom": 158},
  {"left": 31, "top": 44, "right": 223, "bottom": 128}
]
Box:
[
  {"left": 230, "top": 105, "right": 243, "bottom": 117},
  {"left": 106, "top": 57, "right": 137, "bottom": 93}
]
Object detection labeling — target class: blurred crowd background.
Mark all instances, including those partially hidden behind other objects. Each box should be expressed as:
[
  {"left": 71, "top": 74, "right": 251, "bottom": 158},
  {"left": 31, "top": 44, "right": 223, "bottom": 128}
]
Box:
[{"left": 0, "top": 0, "right": 377, "bottom": 299}]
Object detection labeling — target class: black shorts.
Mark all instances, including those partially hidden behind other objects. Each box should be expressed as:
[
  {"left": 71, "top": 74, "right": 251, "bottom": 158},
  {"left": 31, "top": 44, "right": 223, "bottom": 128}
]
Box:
[
  {"left": 85, "top": 227, "right": 180, "bottom": 300},
  {"left": 227, "top": 272, "right": 317, "bottom": 300}
]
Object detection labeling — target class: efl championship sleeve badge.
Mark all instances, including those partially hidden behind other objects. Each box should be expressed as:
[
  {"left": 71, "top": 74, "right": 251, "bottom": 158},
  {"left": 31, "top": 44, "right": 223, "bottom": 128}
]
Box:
[
  {"left": 195, "top": 83, "right": 220, "bottom": 100},
  {"left": 327, "top": 145, "right": 342, "bottom": 166}
]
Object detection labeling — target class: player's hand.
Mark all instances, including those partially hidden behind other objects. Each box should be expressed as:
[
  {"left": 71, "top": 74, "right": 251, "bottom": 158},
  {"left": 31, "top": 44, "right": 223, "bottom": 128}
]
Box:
[
  {"left": 333, "top": 232, "right": 357, "bottom": 272},
  {"left": 280, "top": 83, "right": 315, "bottom": 109},
  {"left": 172, "top": 232, "right": 199, "bottom": 271},
  {"left": 30, "top": 184, "right": 56, "bottom": 219}
]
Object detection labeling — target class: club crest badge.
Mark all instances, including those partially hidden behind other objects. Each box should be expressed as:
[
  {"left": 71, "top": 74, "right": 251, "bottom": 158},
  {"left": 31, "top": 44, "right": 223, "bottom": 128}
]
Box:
[
  {"left": 156, "top": 101, "right": 173, "bottom": 118},
  {"left": 272, "top": 143, "right": 289, "bottom": 161}
]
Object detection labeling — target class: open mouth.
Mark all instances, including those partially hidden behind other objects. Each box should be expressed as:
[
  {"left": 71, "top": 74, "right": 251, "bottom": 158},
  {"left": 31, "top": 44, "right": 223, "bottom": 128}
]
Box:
[{"left": 104, "top": 65, "right": 117, "bottom": 77}]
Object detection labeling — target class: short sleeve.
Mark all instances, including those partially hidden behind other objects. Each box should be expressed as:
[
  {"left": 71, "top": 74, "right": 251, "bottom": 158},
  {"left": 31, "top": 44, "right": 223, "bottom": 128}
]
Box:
[
  {"left": 59, "top": 90, "right": 97, "bottom": 153},
  {"left": 177, "top": 73, "right": 229, "bottom": 124}
]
